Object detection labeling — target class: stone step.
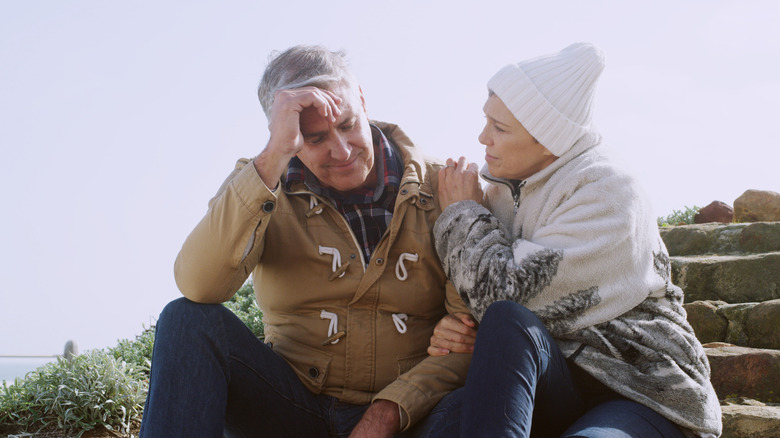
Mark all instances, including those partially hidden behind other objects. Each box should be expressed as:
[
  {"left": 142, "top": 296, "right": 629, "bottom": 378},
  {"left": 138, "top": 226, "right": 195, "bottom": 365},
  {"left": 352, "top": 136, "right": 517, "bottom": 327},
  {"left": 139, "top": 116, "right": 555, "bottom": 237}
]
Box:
[
  {"left": 721, "top": 398, "right": 780, "bottom": 438},
  {"left": 705, "top": 344, "right": 780, "bottom": 403},
  {"left": 685, "top": 299, "right": 780, "bottom": 348},
  {"left": 671, "top": 252, "right": 780, "bottom": 304},
  {"left": 660, "top": 222, "right": 780, "bottom": 256}
]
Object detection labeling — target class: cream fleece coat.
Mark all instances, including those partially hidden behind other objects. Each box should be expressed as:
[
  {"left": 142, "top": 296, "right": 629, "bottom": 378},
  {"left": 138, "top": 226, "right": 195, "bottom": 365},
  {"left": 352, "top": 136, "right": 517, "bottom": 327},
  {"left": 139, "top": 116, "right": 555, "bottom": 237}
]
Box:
[{"left": 433, "top": 132, "right": 722, "bottom": 437}]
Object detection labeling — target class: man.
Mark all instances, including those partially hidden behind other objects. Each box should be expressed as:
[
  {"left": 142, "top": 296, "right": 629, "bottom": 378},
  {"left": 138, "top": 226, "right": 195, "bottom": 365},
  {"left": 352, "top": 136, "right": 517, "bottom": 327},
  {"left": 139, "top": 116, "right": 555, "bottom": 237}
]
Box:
[{"left": 139, "top": 45, "right": 472, "bottom": 437}]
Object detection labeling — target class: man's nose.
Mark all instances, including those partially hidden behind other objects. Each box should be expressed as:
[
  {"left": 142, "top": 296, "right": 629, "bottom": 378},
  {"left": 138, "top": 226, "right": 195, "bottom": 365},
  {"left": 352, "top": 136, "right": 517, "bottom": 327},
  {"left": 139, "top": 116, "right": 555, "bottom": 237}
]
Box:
[{"left": 329, "top": 134, "right": 351, "bottom": 161}]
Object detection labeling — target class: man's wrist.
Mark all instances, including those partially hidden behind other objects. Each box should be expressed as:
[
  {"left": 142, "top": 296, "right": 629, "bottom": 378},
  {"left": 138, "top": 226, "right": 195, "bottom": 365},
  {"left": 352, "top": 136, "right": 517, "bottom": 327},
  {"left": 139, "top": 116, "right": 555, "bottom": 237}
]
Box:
[{"left": 253, "top": 150, "right": 288, "bottom": 190}]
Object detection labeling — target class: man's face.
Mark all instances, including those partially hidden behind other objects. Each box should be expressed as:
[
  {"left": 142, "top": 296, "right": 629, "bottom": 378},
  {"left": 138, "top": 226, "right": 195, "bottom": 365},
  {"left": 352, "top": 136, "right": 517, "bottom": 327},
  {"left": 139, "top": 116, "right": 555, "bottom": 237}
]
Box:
[{"left": 296, "top": 83, "right": 376, "bottom": 194}]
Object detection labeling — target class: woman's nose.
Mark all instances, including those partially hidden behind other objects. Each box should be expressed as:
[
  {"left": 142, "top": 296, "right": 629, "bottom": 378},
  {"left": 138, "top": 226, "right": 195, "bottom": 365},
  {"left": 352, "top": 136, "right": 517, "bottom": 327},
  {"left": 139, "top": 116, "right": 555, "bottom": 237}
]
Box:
[{"left": 478, "top": 126, "right": 490, "bottom": 145}]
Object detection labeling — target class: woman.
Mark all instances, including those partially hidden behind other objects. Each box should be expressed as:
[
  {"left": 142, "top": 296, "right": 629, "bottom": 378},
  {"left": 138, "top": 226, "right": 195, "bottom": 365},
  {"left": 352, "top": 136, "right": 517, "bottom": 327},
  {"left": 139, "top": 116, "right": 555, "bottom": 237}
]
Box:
[{"left": 430, "top": 43, "right": 721, "bottom": 437}]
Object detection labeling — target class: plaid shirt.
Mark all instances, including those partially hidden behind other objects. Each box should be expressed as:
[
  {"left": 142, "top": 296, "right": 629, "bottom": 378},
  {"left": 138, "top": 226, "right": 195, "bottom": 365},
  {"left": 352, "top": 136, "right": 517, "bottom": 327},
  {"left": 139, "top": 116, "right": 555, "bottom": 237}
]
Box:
[{"left": 285, "top": 125, "right": 403, "bottom": 263}]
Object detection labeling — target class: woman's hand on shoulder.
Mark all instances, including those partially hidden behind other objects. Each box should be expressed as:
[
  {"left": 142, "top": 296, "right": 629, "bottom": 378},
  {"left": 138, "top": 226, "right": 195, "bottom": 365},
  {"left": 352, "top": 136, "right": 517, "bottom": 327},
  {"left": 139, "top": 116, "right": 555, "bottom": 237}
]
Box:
[
  {"left": 428, "top": 312, "right": 478, "bottom": 356},
  {"left": 437, "top": 157, "right": 483, "bottom": 210}
]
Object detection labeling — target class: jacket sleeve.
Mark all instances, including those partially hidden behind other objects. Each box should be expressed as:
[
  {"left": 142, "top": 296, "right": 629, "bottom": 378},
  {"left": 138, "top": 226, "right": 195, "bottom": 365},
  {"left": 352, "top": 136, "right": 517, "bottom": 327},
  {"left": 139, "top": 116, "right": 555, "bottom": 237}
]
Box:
[
  {"left": 174, "top": 158, "right": 277, "bottom": 303},
  {"left": 372, "top": 281, "right": 472, "bottom": 431}
]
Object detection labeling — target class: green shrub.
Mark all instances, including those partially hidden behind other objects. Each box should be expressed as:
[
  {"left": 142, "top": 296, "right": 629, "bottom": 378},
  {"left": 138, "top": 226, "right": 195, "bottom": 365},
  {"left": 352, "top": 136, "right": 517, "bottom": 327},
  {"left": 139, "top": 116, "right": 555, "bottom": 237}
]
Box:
[
  {"left": 0, "top": 351, "right": 147, "bottom": 437},
  {"left": 1, "top": 284, "right": 264, "bottom": 437},
  {"left": 222, "top": 282, "right": 264, "bottom": 339},
  {"left": 657, "top": 205, "right": 701, "bottom": 227},
  {"left": 108, "top": 325, "right": 155, "bottom": 378}
]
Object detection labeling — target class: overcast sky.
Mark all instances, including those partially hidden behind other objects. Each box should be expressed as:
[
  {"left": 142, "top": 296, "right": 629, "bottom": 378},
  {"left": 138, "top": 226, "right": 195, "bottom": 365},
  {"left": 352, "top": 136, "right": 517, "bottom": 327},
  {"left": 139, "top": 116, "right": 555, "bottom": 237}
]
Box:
[{"left": 1, "top": 0, "right": 778, "bottom": 355}]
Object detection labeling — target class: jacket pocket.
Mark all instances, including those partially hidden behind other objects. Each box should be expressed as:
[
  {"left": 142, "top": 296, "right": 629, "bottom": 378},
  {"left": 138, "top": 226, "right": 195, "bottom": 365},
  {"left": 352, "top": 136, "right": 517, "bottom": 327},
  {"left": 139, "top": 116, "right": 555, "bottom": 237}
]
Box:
[
  {"left": 397, "top": 351, "right": 428, "bottom": 376},
  {"left": 266, "top": 334, "right": 334, "bottom": 392}
]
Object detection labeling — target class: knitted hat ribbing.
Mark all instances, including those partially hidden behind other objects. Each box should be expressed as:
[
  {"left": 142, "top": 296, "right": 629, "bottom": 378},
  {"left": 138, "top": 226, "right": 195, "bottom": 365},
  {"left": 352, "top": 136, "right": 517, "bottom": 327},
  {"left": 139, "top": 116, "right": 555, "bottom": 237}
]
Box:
[{"left": 487, "top": 42, "right": 605, "bottom": 157}]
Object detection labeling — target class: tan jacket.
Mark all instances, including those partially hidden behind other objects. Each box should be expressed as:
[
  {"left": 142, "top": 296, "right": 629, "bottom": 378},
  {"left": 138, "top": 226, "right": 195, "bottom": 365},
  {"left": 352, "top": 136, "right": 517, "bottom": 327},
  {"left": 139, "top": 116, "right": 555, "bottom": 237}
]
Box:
[{"left": 174, "top": 121, "right": 471, "bottom": 429}]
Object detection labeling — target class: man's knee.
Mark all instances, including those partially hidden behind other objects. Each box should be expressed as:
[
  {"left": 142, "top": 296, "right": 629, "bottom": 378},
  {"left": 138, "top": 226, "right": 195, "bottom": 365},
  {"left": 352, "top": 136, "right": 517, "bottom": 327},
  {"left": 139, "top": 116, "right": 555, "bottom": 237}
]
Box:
[{"left": 157, "top": 297, "right": 227, "bottom": 332}]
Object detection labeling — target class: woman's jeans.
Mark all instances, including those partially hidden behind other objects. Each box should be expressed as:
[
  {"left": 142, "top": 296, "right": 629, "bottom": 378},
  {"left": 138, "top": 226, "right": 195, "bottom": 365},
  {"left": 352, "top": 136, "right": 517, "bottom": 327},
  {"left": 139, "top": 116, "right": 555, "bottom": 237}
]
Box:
[
  {"left": 138, "top": 297, "right": 460, "bottom": 438},
  {"left": 460, "top": 300, "right": 686, "bottom": 438}
]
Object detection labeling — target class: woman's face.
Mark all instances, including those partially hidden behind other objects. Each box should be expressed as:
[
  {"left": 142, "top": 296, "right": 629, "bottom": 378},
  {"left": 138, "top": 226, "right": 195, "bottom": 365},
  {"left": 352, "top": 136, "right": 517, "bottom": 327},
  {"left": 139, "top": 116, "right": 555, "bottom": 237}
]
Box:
[{"left": 478, "top": 94, "right": 558, "bottom": 180}]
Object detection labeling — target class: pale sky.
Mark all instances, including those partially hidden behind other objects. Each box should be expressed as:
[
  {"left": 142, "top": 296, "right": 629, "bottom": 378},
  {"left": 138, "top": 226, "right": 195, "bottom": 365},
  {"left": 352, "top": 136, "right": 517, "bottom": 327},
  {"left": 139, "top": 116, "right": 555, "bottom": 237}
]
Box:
[{"left": 1, "top": 0, "right": 778, "bottom": 355}]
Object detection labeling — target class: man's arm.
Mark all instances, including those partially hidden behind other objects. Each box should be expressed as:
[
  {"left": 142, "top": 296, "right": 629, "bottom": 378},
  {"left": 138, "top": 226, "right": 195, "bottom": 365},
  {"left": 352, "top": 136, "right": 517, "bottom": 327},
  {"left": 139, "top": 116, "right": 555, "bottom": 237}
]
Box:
[
  {"left": 369, "top": 282, "right": 473, "bottom": 432},
  {"left": 174, "top": 87, "right": 343, "bottom": 302}
]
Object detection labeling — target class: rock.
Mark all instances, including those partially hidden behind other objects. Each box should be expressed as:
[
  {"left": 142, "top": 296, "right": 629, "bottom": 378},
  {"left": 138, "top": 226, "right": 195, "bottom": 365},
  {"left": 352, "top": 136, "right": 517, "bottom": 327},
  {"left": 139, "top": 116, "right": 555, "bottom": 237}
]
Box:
[
  {"left": 684, "top": 300, "right": 728, "bottom": 343},
  {"left": 739, "top": 222, "right": 780, "bottom": 253},
  {"left": 706, "top": 345, "right": 780, "bottom": 402},
  {"left": 718, "top": 303, "right": 757, "bottom": 346},
  {"left": 63, "top": 340, "right": 79, "bottom": 361},
  {"left": 671, "top": 253, "right": 780, "bottom": 303},
  {"left": 660, "top": 223, "right": 755, "bottom": 256},
  {"left": 721, "top": 398, "right": 780, "bottom": 438},
  {"left": 734, "top": 190, "right": 780, "bottom": 222},
  {"left": 747, "top": 299, "right": 780, "bottom": 350},
  {"left": 695, "top": 201, "right": 734, "bottom": 224},
  {"left": 661, "top": 225, "right": 712, "bottom": 256}
]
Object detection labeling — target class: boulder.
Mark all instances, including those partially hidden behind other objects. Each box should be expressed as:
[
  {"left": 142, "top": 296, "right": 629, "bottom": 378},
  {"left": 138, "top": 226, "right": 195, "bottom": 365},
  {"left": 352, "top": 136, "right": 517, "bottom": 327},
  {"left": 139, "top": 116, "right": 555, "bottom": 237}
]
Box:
[
  {"left": 747, "top": 299, "right": 780, "bottom": 350},
  {"left": 721, "top": 398, "right": 780, "bottom": 438},
  {"left": 684, "top": 300, "right": 727, "bottom": 343},
  {"left": 734, "top": 190, "right": 780, "bottom": 222},
  {"left": 706, "top": 345, "right": 780, "bottom": 402},
  {"left": 694, "top": 200, "right": 734, "bottom": 224}
]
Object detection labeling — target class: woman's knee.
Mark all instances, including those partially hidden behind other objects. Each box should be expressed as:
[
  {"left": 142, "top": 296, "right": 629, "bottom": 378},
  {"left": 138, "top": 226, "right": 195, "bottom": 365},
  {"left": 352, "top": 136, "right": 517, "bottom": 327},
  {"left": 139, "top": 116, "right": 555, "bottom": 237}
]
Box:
[{"left": 482, "top": 301, "right": 543, "bottom": 331}]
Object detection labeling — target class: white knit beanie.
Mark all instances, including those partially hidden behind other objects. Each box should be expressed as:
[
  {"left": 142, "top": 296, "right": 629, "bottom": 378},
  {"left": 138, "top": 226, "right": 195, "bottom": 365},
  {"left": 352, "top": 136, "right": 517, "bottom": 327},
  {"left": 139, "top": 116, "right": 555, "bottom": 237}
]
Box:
[{"left": 487, "top": 42, "right": 605, "bottom": 157}]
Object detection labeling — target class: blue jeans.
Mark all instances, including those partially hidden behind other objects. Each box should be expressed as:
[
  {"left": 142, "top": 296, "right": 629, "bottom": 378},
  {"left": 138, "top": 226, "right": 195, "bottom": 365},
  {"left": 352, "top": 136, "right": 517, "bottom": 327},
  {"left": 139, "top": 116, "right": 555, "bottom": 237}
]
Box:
[
  {"left": 139, "top": 298, "right": 460, "bottom": 438},
  {"left": 460, "top": 301, "right": 686, "bottom": 438}
]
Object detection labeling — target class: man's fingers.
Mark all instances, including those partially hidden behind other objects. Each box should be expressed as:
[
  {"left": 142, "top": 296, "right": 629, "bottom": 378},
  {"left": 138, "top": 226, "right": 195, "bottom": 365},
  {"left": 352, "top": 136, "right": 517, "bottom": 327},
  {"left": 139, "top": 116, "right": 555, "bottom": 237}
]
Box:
[{"left": 427, "top": 345, "right": 450, "bottom": 357}]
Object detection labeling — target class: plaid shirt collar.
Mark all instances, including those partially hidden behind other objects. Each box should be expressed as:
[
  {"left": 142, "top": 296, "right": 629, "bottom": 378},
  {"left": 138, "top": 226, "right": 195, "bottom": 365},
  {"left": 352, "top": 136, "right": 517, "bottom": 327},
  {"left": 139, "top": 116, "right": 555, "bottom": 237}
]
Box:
[{"left": 285, "top": 124, "right": 402, "bottom": 205}]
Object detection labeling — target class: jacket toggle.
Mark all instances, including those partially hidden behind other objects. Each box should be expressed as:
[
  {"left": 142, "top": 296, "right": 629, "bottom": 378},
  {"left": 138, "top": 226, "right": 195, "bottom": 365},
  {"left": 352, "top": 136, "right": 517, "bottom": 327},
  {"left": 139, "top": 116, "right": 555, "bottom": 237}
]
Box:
[
  {"left": 319, "top": 245, "right": 349, "bottom": 280},
  {"left": 320, "top": 310, "right": 345, "bottom": 345},
  {"left": 394, "top": 253, "right": 419, "bottom": 281},
  {"left": 392, "top": 313, "right": 408, "bottom": 334},
  {"left": 306, "top": 196, "right": 325, "bottom": 217}
]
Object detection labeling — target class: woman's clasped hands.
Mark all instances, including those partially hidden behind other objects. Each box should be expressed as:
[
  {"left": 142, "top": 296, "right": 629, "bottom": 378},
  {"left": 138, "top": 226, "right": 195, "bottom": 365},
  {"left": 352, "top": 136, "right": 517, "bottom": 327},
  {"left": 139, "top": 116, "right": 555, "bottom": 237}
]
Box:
[{"left": 437, "top": 157, "right": 484, "bottom": 210}]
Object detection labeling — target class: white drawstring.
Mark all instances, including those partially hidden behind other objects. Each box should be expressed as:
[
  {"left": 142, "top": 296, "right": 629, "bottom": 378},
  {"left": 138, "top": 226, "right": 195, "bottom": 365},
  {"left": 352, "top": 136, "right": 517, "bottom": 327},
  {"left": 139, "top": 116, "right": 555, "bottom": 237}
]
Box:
[
  {"left": 392, "top": 313, "right": 408, "bottom": 334},
  {"left": 395, "top": 253, "right": 419, "bottom": 281},
  {"left": 320, "top": 310, "right": 340, "bottom": 344},
  {"left": 319, "top": 246, "right": 345, "bottom": 278},
  {"left": 309, "top": 196, "right": 323, "bottom": 214}
]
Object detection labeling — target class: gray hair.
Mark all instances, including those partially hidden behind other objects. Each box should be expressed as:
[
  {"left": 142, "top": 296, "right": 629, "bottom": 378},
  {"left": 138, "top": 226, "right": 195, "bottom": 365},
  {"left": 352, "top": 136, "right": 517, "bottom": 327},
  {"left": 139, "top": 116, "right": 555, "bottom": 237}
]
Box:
[{"left": 257, "top": 45, "right": 358, "bottom": 118}]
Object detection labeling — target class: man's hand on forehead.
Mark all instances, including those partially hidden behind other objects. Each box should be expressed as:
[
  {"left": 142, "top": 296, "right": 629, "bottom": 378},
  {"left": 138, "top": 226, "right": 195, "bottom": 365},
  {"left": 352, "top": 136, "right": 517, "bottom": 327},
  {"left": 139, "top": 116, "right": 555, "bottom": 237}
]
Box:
[
  {"left": 254, "top": 86, "right": 344, "bottom": 188},
  {"left": 273, "top": 86, "right": 342, "bottom": 123}
]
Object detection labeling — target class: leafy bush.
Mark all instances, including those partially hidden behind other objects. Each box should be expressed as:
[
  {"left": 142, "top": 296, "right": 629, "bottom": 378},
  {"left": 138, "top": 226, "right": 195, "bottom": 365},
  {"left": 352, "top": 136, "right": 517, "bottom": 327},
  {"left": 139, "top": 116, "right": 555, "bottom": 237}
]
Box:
[
  {"left": 0, "top": 351, "right": 147, "bottom": 437},
  {"left": 657, "top": 205, "right": 701, "bottom": 227},
  {"left": 107, "top": 325, "right": 155, "bottom": 378},
  {"left": 222, "top": 282, "right": 264, "bottom": 339},
  {"left": 1, "top": 284, "right": 264, "bottom": 437}
]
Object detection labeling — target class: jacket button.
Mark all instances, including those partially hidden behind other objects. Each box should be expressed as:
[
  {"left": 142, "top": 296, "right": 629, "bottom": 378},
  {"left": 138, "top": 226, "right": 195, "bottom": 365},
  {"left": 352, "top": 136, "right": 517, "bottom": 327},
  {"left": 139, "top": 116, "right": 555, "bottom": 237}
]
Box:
[
  {"left": 376, "top": 258, "right": 384, "bottom": 265},
  {"left": 262, "top": 201, "right": 275, "bottom": 213},
  {"left": 308, "top": 367, "right": 319, "bottom": 378}
]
